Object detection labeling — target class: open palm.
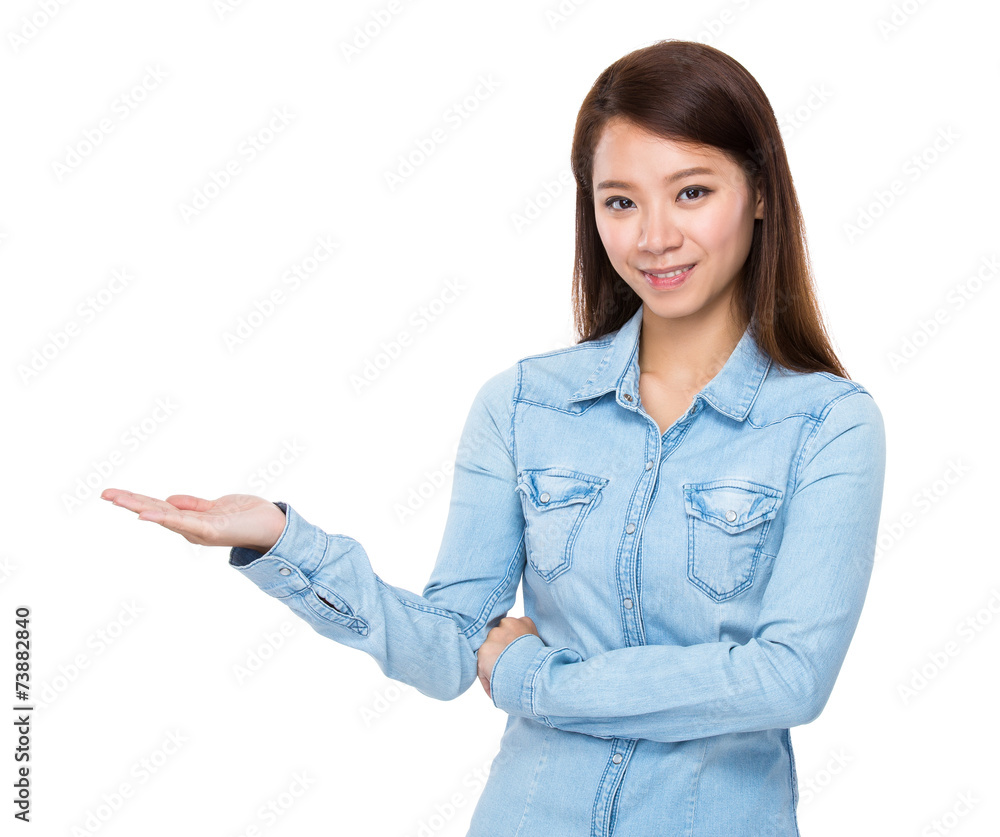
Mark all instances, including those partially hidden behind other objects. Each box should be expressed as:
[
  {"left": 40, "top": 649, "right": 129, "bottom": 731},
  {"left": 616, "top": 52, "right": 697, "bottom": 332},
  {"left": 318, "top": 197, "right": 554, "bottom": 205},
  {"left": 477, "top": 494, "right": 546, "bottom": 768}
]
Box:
[{"left": 101, "top": 488, "right": 286, "bottom": 553}]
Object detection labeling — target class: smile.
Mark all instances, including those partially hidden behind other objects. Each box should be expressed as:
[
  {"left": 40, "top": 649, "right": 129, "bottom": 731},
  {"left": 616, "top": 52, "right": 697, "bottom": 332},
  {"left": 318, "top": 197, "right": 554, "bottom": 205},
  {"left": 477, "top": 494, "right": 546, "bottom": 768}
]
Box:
[
  {"left": 644, "top": 265, "right": 694, "bottom": 279},
  {"left": 642, "top": 264, "right": 695, "bottom": 288}
]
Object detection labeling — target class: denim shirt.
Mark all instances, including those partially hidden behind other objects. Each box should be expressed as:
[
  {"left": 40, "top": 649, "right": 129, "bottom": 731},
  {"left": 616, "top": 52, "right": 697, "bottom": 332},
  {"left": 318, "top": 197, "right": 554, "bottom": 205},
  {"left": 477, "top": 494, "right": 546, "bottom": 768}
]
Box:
[{"left": 229, "top": 303, "right": 887, "bottom": 836}]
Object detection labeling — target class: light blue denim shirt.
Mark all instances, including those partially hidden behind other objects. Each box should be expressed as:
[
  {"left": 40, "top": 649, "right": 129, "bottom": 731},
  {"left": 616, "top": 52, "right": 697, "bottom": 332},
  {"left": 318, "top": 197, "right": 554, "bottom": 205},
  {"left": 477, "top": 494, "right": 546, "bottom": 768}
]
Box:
[{"left": 229, "top": 303, "right": 887, "bottom": 836}]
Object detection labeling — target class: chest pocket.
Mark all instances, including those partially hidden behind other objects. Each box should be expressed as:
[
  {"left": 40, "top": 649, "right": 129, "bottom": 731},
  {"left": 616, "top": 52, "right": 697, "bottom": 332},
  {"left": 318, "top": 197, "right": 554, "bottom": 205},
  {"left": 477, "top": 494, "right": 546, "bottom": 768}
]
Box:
[
  {"left": 683, "top": 479, "right": 783, "bottom": 601},
  {"left": 515, "top": 468, "right": 608, "bottom": 582}
]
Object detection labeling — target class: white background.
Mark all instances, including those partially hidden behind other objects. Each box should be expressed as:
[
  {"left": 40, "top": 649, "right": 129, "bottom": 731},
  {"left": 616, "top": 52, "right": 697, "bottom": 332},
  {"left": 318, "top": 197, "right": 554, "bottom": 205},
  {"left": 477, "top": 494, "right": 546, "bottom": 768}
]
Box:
[{"left": 3, "top": 0, "right": 998, "bottom": 834}]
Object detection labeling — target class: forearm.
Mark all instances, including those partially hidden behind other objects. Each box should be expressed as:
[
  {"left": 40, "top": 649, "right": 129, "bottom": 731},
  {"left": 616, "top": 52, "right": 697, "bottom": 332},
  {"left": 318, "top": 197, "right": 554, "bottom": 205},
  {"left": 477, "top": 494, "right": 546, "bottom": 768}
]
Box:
[
  {"left": 489, "top": 631, "right": 837, "bottom": 742},
  {"left": 230, "top": 502, "right": 521, "bottom": 700},
  {"left": 230, "top": 509, "right": 485, "bottom": 699}
]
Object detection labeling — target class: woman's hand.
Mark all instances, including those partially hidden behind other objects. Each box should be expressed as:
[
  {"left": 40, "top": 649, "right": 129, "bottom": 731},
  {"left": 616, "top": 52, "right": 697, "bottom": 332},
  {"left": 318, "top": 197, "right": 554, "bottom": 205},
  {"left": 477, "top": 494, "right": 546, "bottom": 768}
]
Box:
[
  {"left": 476, "top": 616, "right": 541, "bottom": 700},
  {"left": 101, "top": 488, "right": 287, "bottom": 553}
]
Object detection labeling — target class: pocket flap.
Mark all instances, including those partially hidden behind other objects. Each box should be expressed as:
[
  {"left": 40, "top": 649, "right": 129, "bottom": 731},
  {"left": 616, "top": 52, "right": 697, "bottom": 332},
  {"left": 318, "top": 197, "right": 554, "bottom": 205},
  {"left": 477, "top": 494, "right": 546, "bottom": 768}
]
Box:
[
  {"left": 516, "top": 468, "right": 607, "bottom": 510},
  {"left": 683, "top": 479, "right": 783, "bottom": 533}
]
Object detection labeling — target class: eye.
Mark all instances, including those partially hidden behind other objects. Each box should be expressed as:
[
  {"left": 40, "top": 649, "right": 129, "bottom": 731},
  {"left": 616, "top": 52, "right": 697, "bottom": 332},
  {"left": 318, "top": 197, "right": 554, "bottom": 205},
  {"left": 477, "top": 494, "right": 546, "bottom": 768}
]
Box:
[
  {"left": 604, "top": 197, "right": 635, "bottom": 211},
  {"left": 679, "top": 187, "right": 710, "bottom": 201}
]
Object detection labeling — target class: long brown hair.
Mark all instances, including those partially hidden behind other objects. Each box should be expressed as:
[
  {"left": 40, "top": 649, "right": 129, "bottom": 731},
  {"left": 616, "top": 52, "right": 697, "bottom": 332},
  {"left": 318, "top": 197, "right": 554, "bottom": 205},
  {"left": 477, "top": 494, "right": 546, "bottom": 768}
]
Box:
[{"left": 570, "top": 39, "right": 848, "bottom": 379}]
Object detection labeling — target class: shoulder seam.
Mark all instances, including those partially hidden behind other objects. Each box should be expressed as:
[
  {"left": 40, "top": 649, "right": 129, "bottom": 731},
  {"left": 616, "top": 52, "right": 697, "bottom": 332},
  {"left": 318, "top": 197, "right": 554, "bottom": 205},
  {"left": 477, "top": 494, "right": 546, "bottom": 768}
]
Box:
[{"left": 790, "top": 388, "right": 875, "bottom": 496}]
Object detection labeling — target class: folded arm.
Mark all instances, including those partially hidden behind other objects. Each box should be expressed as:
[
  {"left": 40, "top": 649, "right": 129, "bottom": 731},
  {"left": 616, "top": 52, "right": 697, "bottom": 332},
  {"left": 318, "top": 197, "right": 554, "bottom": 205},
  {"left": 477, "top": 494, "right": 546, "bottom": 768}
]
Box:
[{"left": 488, "top": 390, "right": 887, "bottom": 742}]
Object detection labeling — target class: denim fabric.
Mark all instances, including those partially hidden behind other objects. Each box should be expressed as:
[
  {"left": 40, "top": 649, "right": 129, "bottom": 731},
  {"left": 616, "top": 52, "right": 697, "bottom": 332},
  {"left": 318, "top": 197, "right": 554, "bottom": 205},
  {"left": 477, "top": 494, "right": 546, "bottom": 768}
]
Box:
[{"left": 229, "top": 303, "right": 887, "bottom": 836}]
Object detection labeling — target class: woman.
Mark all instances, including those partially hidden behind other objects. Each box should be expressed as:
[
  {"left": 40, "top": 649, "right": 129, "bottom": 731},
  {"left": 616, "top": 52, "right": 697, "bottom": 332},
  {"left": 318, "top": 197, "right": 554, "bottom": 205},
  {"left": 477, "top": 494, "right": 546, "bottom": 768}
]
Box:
[{"left": 103, "top": 40, "right": 886, "bottom": 835}]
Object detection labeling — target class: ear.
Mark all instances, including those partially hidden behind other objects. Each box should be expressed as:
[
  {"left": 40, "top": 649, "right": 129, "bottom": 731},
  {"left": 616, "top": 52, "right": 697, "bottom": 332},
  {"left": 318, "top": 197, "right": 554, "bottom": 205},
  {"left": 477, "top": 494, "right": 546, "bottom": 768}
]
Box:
[{"left": 753, "top": 181, "right": 764, "bottom": 220}]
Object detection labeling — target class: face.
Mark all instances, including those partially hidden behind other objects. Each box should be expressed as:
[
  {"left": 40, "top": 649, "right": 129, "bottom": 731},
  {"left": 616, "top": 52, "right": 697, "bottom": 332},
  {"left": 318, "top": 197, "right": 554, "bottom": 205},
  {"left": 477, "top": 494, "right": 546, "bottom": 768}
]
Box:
[{"left": 592, "top": 117, "right": 763, "bottom": 333}]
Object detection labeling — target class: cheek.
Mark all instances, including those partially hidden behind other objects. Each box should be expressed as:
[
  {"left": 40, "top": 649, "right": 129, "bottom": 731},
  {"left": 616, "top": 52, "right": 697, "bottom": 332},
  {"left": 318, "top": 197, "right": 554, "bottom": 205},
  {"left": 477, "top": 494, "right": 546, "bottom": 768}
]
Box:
[
  {"left": 595, "top": 218, "right": 630, "bottom": 264},
  {"left": 693, "top": 208, "right": 753, "bottom": 258}
]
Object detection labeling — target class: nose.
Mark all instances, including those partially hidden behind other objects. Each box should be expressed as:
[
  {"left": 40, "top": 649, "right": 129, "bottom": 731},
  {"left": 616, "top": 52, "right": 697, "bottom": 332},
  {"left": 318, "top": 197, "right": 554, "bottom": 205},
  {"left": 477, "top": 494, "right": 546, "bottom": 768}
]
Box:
[{"left": 638, "top": 202, "right": 683, "bottom": 253}]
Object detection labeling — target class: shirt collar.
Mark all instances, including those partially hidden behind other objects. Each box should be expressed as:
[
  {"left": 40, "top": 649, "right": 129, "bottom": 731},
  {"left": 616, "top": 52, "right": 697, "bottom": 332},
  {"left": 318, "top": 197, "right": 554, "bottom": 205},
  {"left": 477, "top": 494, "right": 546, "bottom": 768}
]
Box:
[{"left": 566, "top": 305, "right": 772, "bottom": 421}]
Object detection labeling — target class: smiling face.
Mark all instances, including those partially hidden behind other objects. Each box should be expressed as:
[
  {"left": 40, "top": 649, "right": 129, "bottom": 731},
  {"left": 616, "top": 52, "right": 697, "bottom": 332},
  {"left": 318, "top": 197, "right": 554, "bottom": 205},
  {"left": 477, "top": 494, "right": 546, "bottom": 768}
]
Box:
[{"left": 592, "top": 117, "right": 763, "bottom": 333}]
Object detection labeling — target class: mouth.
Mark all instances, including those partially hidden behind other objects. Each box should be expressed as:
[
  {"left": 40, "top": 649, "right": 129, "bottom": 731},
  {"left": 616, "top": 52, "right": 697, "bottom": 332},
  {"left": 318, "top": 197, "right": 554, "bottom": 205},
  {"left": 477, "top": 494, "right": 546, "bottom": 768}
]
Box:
[{"left": 642, "top": 264, "right": 695, "bottom": 288}]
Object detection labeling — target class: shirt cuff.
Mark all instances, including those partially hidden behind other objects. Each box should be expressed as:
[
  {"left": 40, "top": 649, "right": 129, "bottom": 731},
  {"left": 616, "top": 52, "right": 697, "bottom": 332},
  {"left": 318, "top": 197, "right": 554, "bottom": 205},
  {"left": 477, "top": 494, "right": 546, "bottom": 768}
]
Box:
[
  {"left": 227, "top": 501, "right": 330, "bottom": 599},
  {"left": 489, "top": 633, "right": 551, "bottom": 717}
]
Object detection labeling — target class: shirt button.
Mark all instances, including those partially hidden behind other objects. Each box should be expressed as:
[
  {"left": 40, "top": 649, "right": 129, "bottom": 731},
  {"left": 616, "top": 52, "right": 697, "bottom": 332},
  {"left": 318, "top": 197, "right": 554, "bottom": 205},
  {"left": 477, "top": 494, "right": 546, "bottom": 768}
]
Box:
[
  {"left": 623, "top": 393, "right": 633, "bottom": 402},
  {"left": 623, "top": 598, "right": 633, "bottom": 609},
  {"left": 278, "top": 567, "right": 292, "bottom": 576},
  {"left": 725, "top": 510, "right": 737, "bottom": 523},
  {"left": 612, "top": 753, "right": 623, "bottom": 765},
  {"left": 645, "top": 460, "right": 653, "bottom": 470},
  {"left": 625, "top": 523, "right": 635, "bottom": 534},
  {"left": 539, "top": 492, "right": 550, "bottom": 504}
]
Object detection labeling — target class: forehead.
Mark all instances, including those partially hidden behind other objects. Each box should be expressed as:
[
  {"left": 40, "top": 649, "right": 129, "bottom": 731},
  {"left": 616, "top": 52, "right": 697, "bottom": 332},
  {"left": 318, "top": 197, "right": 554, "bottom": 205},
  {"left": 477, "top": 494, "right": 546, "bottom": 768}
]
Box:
[{"left": 592, "top": 118, "right": 741, "bottom": 179}]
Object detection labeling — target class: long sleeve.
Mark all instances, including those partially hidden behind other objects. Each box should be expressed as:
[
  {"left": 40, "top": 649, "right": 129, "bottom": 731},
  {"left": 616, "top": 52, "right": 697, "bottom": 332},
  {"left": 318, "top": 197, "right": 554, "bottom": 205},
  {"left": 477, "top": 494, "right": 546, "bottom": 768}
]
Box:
[
  {"left": 228, "top": 364, "right": 525, "bottom": 701},
  {"left": 488, "top": 389, "right": 887, "bottom": 742}
]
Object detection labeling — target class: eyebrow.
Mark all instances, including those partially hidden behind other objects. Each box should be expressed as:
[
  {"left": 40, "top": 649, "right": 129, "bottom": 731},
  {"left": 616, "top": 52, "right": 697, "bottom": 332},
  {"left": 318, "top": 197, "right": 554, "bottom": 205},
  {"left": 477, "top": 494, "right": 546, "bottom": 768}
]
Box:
[{"left": 595, "top": 167, "right": 717, "bottom": 191}]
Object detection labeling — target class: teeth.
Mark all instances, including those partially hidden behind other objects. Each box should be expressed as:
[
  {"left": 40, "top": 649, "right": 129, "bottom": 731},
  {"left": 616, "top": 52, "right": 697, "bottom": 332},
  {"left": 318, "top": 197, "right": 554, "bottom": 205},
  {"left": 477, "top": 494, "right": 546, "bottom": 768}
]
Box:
[{"left": 647, "top": 266, "right": 691, "bottom": 279}]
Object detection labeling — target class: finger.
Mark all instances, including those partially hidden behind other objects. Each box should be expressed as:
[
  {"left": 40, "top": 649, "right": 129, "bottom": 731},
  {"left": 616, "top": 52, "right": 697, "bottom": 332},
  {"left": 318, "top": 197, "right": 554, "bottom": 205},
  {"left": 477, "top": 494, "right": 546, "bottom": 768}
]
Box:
[
  {"left": 164, "top": 494, "right": 214, "bottom": 512},
  {"left": 102, "top": 489, "right": 171, "bottom": 517},
  {"left": 134, "top": 504, "right": 217, "bottom": 542},
  {"left": 101, "top": 488, "right": 134, "bottom": 503}
]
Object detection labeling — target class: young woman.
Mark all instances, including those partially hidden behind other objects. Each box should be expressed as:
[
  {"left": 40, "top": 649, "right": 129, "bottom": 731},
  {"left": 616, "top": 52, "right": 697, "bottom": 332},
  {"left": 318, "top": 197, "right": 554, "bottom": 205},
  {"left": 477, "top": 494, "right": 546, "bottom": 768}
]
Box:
[{"left": 103, "top": 39, "right": 886, "bottom": 836}]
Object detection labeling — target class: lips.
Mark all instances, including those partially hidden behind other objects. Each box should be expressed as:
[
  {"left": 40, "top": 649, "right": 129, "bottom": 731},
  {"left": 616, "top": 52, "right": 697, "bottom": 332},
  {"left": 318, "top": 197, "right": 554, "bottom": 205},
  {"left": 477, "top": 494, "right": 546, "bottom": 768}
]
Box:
[
  {"left": 642, "top": 263, "right": 695, "bottom": 289},
  {"left": 642, "top": 263, "right": 695, "bottom": 278}
]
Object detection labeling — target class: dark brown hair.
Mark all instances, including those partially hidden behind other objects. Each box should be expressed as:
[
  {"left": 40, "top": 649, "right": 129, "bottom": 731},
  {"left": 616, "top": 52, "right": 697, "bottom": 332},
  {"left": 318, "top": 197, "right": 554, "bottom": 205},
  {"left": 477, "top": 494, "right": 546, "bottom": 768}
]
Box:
[{"left": 570, "top": 39, "right": 848, "bottom": 378}]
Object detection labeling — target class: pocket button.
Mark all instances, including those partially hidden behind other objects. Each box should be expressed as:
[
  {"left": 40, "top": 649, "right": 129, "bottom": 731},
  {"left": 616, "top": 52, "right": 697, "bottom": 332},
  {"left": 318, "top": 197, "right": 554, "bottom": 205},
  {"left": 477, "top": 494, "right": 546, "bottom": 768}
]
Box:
[
  {"left": 683, "top": 479, "right": 783, "bottom": 601},
  {"left": 516, "top": 468, "right": 608, "bottom": 582}
]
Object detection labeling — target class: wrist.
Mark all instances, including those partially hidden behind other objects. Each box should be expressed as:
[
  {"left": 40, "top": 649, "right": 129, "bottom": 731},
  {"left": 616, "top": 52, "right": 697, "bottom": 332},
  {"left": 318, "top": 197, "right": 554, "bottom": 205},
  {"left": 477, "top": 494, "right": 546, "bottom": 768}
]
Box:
[{"left": 247, "top": 503, "right": 288, "bottom": 554}]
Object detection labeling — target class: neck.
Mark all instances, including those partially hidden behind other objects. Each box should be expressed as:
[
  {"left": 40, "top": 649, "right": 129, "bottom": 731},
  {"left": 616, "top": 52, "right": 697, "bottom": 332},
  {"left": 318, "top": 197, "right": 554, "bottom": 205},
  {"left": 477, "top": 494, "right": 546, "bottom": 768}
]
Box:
[{"left": 637, "top": 305, "right": 748, "bottom": 392}]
